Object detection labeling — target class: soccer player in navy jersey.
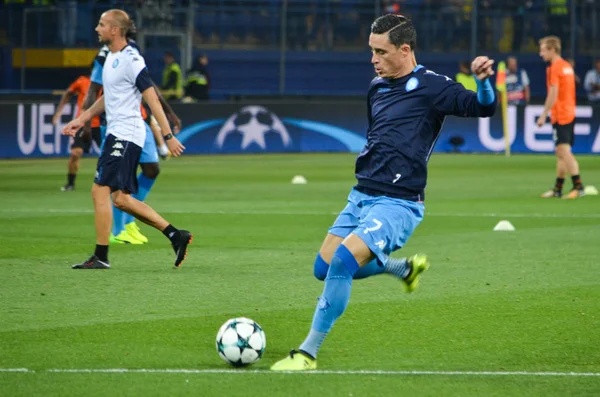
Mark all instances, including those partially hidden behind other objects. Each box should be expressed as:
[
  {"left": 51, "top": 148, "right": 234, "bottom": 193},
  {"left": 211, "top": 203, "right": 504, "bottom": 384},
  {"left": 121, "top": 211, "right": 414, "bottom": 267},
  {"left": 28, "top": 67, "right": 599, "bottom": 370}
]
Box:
[{"left": 271, "top": 14, "right": 497, "bottom": 371}]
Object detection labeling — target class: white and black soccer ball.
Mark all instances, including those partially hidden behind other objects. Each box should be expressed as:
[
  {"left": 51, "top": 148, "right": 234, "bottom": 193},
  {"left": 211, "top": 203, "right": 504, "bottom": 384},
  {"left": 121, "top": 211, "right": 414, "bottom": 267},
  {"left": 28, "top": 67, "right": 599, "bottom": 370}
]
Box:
[
  {"left": 215, "top": 105, "right": 291, "bottom": 150},
  {"left": 216, "top": 317, "right": 266, "bottom": 367}
]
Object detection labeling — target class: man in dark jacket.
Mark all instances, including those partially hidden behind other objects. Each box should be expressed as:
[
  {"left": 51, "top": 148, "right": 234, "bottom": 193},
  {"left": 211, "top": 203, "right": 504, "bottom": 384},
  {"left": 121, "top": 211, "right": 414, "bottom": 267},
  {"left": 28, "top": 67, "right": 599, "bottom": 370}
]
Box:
[{"left": 184, "top": 54, "right": 210, "bottom": 101}]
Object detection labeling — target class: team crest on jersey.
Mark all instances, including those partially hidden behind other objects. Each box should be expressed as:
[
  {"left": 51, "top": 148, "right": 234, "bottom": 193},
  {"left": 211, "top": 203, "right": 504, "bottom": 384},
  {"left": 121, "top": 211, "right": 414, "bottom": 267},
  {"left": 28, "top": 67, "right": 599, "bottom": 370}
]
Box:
[
  {"left": 112, "top": 58, "right": 119, "bottom": 68},
  {"left": 406, "top": 77, "right": 419, "bottom": 92}
]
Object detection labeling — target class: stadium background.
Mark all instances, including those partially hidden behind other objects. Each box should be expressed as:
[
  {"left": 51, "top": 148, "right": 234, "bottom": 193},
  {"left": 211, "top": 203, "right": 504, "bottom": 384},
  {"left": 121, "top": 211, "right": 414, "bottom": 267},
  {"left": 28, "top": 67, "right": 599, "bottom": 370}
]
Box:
[
  {"left": 1, "top": 0, "right": 600, "bottom": 157},
  {"left": 2, "top": 3, "right": 600, "bottom": 395}
]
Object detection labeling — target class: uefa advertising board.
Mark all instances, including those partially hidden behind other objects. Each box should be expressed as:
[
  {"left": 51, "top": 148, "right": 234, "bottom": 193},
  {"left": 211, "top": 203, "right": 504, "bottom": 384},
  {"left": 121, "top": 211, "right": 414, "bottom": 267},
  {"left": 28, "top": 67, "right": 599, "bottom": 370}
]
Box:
[{"left": 1, "top": 101, "right": 599, "bottom": 158}]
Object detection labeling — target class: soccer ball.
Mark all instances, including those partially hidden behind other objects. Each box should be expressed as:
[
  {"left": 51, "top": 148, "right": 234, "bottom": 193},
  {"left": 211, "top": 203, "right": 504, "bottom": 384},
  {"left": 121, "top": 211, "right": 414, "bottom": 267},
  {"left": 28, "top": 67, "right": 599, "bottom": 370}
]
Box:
[{"left": 216, "top": 317, "right": 266, "bottom": 367}]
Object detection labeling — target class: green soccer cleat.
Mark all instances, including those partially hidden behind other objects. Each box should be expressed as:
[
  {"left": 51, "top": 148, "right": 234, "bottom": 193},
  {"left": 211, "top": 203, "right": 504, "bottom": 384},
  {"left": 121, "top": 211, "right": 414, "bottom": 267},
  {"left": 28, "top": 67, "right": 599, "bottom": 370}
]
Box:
[
  {"left": 402, "top": 254, "right": 430, "bottom": 293},
  {"left": 110, "top": 231, "right": 144, "bottom": 245},
  {"left": 125, "top": 222, "right": 148, "bottom": 243},
  {"left": 270, "top": 350, "right": 317, "bottom": 371}
]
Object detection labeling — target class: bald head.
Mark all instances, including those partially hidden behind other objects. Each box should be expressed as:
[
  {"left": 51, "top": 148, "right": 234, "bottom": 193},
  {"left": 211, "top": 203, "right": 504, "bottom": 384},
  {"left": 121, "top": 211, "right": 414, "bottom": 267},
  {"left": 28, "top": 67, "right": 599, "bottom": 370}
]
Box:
[
  {"left": 104, "top": 9, "right": 131, "bottom": 37},
  {"left": 96, "top": 9, "right": 132, "bottom": 48}
]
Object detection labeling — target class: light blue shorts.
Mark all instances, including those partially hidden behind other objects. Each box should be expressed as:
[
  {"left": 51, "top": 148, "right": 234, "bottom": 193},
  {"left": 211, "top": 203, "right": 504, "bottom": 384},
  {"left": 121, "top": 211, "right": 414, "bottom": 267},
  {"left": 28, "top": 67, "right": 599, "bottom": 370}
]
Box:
[
  {"left": 100, "top": 124, "right": 158, "bottom": 164},
  {"left": 139, "top": 123, "right": 158, "bottom": 164},
  {"left": 328, "top": 188, "right": 424, "bottom": 263}
]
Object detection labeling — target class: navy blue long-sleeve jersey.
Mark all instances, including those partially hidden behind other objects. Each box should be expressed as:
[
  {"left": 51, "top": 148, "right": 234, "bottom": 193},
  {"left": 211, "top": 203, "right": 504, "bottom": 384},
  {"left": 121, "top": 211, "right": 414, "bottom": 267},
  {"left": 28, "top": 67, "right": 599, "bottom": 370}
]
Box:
[{"left": 354, "top": 65, "right": 497, "bottom": 202}]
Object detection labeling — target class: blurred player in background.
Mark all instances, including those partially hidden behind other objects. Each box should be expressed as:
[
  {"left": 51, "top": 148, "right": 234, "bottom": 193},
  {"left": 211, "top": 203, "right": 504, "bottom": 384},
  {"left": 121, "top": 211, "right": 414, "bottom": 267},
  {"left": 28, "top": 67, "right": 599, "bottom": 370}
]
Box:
[
  {"left": 52, "top": 61, "right": 102, "bottom": 191},
  {"left": 536, "top": 36, "right": 585, "bottom": 199},
  {"left": 270, "top": 14, "right": 497, "bottom": 371},
  {"left": 63, "top": 9, "right": 191, "bottom": 270},
  {"left": 505, "top": 56, "right": 530, "bottom": 105},
  {"left": 456, "top": 60, "right": 477, "bottom": 92},
  {"left": 567, "top": 58, "right": 582, "bottom": 87},
  {"left": 82, "top": 19, "right": 182, "bottom": 244}
]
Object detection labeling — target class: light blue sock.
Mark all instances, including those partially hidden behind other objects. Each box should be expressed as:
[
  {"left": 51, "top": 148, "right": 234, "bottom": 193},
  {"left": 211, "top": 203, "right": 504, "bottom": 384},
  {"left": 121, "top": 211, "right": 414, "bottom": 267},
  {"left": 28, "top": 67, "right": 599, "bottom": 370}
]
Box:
[
  {"left": 112, "top": 206, "right": 126, "bottom": 236},
  {"left": 314, "top": 254, "right": 384, "bottom": 281},
  {"left": 313, "top": 253, "right": 329, "bottom": 280},
  {"left": 300, "top": 244, "right": 359, "bottom": 359},
  {"left": 353, "top": 257, "right": 385, "bottom": 279},
  {"left": 123, "top": 173, "right": 156, "bottom": 225}
]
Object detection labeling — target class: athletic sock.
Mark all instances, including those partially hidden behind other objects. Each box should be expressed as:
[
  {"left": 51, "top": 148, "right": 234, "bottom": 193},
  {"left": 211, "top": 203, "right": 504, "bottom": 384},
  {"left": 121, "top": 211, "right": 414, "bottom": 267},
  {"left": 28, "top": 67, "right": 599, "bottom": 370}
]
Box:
[
  {"left": 94, "top": 244, "right": 109, "bottom": 262},
  {"left": 299, "top": 245, "right": 359, "bottom": 358},
  {"left": 571, "top": 175, "right": 583, "bottom": 190},
  {"left": 162, "top": 224, "right": 180, "bottom": 243}
]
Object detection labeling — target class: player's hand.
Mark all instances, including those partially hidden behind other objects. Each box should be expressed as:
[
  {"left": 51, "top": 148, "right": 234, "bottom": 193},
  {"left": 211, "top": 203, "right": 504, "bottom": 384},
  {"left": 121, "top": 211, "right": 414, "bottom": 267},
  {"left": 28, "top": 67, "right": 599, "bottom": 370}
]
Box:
[
  {"left": 168, "top": 113, "right": 182, "bottom": 134},
  {"left": 536, "top": 113, "right": 547, "bottom": 127},
  {"left": 471, "top": 56, "right": 495, "bottom": 80},
  {"left": 63, "top": 118, "right": 84, "bottom": 136},
  {"left": 51, "top": 114, "right": 60, "bottom": 126},
  {"left": 166, "top": 136, "right": 185, "bottom": 157}
]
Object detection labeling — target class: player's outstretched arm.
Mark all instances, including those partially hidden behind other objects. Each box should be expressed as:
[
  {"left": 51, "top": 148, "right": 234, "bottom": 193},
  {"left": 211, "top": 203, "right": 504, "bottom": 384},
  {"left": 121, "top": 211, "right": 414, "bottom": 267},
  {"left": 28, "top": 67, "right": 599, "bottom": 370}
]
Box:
[
  {"left": 431, "top": 60, "right": 497, "bottom": 119},
  {"left": 471, "top": 56, "right": 496, "bottom": 108},
  {"left": 81, "top": 81, "right": 102, "bottom": 133},
  {"left": 152, "top": 82, "right": 182, "bottom": 133},
  {"left": 62, "top": 96, "right": 105, "bottom": 136},
  {"left": 52, "top": 90, "right": 74, "bottom": 125},
  {"left": 471, "top": 56, "right": 495, "bottom": 81},
  {"left": 149, "top": 115, "right": 170, "bottom": 159},
  {"left": 142, "top": 87, "right": 185, "bottom": 157},
  {"left": 82, "top": 82, "right": 102, "bottom": 112}
]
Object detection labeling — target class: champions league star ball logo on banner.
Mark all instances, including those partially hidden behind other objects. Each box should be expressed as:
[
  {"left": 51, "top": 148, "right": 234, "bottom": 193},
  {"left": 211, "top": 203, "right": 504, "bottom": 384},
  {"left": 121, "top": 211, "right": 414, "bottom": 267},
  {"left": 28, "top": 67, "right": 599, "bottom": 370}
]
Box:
[
  {"left": 215, "top": 106, "right": 291, "bottom": 151},
  {"left": 174, "top": 104, "right": 367, "bottom": 154}
]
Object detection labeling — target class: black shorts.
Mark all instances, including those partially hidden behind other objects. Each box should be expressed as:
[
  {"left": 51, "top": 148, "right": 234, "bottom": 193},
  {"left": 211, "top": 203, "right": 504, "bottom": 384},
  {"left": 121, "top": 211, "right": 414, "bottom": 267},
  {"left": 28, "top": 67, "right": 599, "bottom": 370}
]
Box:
[
  {"left": 552, "top": 122, "right": 574, "bottom": 146},
  {"left": 94, "top": 134, "right": 142, "bottom": 194},
  {"left": 71, "top": 127, "right": 102, "bottom": 153}
]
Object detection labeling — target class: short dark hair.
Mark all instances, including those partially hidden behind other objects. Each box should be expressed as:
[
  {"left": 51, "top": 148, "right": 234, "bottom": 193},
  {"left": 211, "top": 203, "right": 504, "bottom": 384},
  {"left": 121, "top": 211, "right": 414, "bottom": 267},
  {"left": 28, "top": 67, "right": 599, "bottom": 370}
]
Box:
[{"left": 371, "top": 14, "right": 416, "bottom": 50}]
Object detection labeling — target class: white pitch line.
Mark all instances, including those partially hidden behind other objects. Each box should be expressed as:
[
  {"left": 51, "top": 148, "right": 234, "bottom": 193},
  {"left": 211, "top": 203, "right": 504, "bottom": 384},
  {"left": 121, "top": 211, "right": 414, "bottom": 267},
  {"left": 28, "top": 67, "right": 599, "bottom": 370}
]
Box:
[
  {"left": 1, "top": 208, "right": 600, "bottom": 219},
  {"left": 1, "top": 368, "right": 599, "bottom": 377},
  {"left": 0, "top": 368, "right": 32, "bottom": 373},
  {"left": 427, "top": 212, "right": 600, "bottom": 219},
  {"left": 0, "top": 208, "right": 335, "bottom": 216}
]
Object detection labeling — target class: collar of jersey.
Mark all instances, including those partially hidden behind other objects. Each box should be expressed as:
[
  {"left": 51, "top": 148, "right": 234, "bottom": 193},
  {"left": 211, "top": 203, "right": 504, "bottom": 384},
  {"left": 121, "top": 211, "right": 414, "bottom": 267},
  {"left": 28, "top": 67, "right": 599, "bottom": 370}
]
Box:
[{"left": 383, "top": 64, "right": 424, "bottom": 83}]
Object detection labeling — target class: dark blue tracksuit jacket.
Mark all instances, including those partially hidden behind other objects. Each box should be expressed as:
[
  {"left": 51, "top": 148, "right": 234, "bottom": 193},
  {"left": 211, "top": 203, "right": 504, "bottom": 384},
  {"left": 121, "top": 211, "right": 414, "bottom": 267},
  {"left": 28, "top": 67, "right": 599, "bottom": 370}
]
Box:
[{"left": 355, "top": 65, "right": 497, "bottom": 202}]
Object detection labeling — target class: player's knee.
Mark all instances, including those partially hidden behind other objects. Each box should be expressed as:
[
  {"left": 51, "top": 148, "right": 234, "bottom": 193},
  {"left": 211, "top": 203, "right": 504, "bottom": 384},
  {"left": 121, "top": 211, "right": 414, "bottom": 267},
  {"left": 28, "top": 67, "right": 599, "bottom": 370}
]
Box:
[
  {"left": 141, "top": 163, "right": 160, "bottom": 179},
  {"left": 330, "top": 244, "right": 360, "bottom": 276},
  {"left": 91, "top": 184, "right": 110, "bottom": 203},
  {"left": 112, "top": 192, "right": 129, "bottom": 210},
  {"left": 555, "top": 144, "right": 571, "bottom": 158},
  {"left": 313, "top": 253, "right": 329, "bottom": 281}
]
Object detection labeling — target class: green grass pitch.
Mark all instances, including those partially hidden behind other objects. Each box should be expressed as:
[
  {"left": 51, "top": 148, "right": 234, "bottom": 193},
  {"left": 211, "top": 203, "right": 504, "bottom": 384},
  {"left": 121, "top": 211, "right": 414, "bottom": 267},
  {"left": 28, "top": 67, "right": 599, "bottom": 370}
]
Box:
[{"left": 1, "top": 153, "right": 599, "bottom": 396}]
